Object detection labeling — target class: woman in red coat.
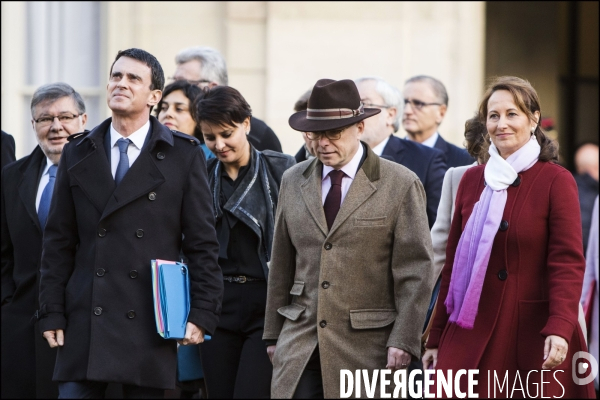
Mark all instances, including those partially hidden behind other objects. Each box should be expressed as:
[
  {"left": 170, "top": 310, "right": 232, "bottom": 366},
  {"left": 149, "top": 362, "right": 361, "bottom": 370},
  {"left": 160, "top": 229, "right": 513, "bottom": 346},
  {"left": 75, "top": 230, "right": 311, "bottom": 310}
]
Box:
[{"left": 422, "top": 76, "right": 595, "bottom": 398}]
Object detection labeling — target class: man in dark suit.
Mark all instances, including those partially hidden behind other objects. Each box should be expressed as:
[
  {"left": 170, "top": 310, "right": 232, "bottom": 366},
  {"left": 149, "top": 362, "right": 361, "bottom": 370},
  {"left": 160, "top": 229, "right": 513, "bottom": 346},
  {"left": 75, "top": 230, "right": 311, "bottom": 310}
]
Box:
[
  {"left": 37, "top": 48, "right": 223, "bottom": 398},
  {"left": 1, "top": 83, "right": 88, "bottom": 398},
  {"left": 574, "top": 142, "right": 599, "bottom": 253},
  {"left": 355, "top": 77, "right": 446, "bottom": 228},
  {"left": 402, "top": 75, "right": 474, "bottom": 168},
  {"left": 173, "top": 46, "right": 282, "bottom": 153},
  {"left": 1, "top": 130, "right": 16, "bottom": 169}
]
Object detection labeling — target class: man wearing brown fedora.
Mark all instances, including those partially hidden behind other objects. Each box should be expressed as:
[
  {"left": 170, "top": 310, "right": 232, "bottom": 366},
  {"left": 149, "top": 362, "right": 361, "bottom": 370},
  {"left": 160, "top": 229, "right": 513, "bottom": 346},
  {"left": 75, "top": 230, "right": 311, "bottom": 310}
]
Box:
[{"left": 263, "top": 79, "right": 434, "bottom": 398}]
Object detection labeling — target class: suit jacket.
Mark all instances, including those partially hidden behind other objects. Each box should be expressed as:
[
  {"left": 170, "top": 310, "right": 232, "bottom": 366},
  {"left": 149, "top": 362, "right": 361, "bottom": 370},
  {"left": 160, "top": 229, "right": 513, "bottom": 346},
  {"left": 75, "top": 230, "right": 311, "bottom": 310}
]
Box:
[
  {"left": 263, "top": 144, "right": 434, "bottom": 398},
  {"left": 382, "top": 135, "right": 447, "bottom": 228},
  {"left": 433, "top": 134, "right": 474, "bottom": 168},
  {"left": 248, "top": 116, "right": 282, "bottom": 152},
  {"left": 37, "top": 116, "right": 223, "bottom": 389},
  {"left": 1, "top": 130, "right": 16, "bottom": 170},
  {"left": 427, "top": 162, "right": 595, "bottom": 398},
  {"left": 1, "top": 146, "right": 58, "bottom": 398}
]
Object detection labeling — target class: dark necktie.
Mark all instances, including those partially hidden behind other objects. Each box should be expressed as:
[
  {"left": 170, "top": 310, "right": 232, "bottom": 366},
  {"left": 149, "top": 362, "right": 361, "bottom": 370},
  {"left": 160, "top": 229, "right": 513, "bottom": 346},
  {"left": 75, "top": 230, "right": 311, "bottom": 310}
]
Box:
[
  {"left": 38, "top": 164, "right": 58, "bottom": 229},
  {"left": 115, "top": 138, "right": 131, "bottom": 186},
  {"left": 324, "top": 169, "right": 345, "bottom": 230}
]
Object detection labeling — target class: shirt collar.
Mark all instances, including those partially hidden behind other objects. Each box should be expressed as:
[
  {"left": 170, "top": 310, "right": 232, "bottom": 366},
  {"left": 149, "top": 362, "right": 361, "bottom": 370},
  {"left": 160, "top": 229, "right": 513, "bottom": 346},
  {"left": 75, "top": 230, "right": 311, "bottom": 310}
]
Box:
[
  {"left": 415, "top": 131, "right": 439, "bottom": 148},
  {"left": 371, "top": 135, "right": 390, "bottom": 156},
  {"left": 110, "top": 120, "right": 150, "bottom": 150},
  {"left": 42, "top": 157, "right": 54, "bottom": 175},
  {"left": 322, "top": 141, "right": 364, "bottom": 181}
]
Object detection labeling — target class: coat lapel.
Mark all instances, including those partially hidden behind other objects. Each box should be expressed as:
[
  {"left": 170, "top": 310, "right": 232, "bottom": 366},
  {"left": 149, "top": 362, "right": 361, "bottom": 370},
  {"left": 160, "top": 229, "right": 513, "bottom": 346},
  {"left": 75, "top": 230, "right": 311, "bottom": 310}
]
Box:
[
  {"left": 17, "top": 146, "right": 46, "bottom": 233},
  {"left": 381, "top": 135, "right": 405, "bottom": 163},
  {"left": 300, "top": 158, "right": 328, "bottom": 237},
  {"left": 68, "top": 119, "right": 116, "bottom": 215}
]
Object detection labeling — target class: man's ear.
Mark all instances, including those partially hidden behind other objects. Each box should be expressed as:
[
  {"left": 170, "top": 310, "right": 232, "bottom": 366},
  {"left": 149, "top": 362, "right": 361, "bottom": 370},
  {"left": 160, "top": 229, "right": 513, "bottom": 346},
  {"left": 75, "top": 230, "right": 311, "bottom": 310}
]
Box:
[
  {"left": 437, "top": 104, "right": 447, "bottom": 124},
  {"left": 81, "top": 113, "right": 88, "bottom": 128},
  {"left": 148, "top": 90, "right": 162, "bottom": 107},
  {"left": 386, "top": 107, "right": 398, "bottom": 130},
  {"left": 208, "top": 82, "right": 219, "bottom": 89}
]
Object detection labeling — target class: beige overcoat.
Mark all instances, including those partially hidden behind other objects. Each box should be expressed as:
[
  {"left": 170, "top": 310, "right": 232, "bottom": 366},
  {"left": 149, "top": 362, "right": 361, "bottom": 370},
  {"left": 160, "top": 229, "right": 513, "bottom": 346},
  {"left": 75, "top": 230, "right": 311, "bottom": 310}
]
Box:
[{"left": 263, "top": 145, "right": 434, "bottom": 398}]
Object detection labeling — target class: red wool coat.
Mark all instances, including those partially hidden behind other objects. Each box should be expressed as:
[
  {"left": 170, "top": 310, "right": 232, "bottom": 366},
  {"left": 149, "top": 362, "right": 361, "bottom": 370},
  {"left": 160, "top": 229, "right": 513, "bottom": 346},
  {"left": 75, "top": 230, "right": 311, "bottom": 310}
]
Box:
[{"left": 427, "top": 161, "right": 595, "bottom": 398}]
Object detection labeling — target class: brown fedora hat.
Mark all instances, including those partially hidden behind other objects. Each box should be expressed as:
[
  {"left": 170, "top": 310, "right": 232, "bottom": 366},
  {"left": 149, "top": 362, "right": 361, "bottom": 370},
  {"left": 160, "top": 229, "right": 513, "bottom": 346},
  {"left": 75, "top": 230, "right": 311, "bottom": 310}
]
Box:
[{"left": 289, "top": 79, "right": 381, "bottom": 132}]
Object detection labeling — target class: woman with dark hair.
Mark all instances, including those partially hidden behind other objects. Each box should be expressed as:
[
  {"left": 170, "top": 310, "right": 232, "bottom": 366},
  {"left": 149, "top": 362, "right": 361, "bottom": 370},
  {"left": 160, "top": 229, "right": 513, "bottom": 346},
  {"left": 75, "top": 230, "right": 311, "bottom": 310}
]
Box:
[
  {"left": 193, "top": 86, "right": 295, "bottom": 398},
  {"left": 156, "top": 80, "right": 215, "bottom": 160},
  {"left": 422, "top": 76, "right": 595, "bottom": 398}
]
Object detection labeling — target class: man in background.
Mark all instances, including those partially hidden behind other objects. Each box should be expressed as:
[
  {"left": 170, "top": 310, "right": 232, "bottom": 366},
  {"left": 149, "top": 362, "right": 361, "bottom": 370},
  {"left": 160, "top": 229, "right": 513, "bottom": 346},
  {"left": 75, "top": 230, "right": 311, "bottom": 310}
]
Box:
[
  {"left": 574, "top": 142, "right": 599, "bottom": 253},
  {"left": 402, "top": 75, "right": 474, "bottom": 168},
  {"left": 174, "top": 46, "right": 282, "bottom": 152},
  {"left": 1, "top": 130, "right": 16, "bottom": 169},
  {"left": 355, "top": 76, "right": 446, "bottom": 228},
  {"left": 1, "top": 82, "right": 88, "bottom": 398}
]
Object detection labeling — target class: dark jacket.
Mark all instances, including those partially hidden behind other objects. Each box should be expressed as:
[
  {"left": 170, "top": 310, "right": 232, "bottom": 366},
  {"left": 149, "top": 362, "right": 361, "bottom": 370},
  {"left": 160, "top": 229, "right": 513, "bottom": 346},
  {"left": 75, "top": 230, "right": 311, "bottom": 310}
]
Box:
[
  {"left": 382, "top": 135, "right": 447, "bottom": 228},
  {"left": 1, "top": 146, "right": 58, "bottom": 398},
  {"left": 434, "top": 134, "right": 474, "bottom": 168},
  {"left": 37, "top": 116, "right": 223, "bottom": 389},
  {"left": 1, "top": 130, "right": 16, "bottom": 170},
  {"left": 574, "top": 172, "right": 599, "bottom": 253},
  {"left": 248, "top": 116, "right": 282, "bottom": 152},
  {"left": 207, "top": 147, "right": 295, "bottom": 280}
]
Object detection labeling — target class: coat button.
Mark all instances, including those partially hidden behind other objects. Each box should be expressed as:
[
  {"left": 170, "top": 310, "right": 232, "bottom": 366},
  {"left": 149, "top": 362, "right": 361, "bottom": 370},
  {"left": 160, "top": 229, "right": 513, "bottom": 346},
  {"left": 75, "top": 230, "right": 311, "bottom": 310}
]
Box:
[
  {"left": 324, "top": 242, "right": 332, "bottom": 250},
  {"left": 129, "top": 270, "right": 138, "bottom": 279},
  {"left": 136, "top": 229, "right": 144, "bottom": 238},
  {"left": 127, "top": 310, "right": 136, "bottom": 319},
  {"left": 93, "top": 307, "right": 102, "bottom": 316},
  {"left": 148, "top": 192, "right": 156, "bottom": 201},
  {"left": 156, "top": 152, "right": 165, "bottom": 160},
  {"left": 98, "top": 228, "right": 107, "bottom": 237},
  {"left": 511, "top": 176, "right": 521, "bottom": 187},
  {"left": 498, "top": 270, "right": 508, "bottom": 281},
  {"left": 96, "top": 268, "right": 106, "bottom": 277},
  {"left": 499, "top": 220, "right": 509, "bottom": 231},
  {"left": 322, "top": 281, "right": 330, "bottom": 289},
  {"left": 319, "top": 320, "right": 327, "bottom": 328}
]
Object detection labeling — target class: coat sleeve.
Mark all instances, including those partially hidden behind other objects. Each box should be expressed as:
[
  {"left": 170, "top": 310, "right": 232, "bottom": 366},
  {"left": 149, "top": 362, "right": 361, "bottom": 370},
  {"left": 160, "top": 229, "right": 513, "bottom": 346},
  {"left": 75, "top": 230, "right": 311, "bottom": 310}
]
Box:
[
  {"left": 386, "top": 178, "right": 434, "bottom": 358},
  {"left": 263, "top": 172, "right": 296, "bottom": 341},
  {"left": 38, "top": 147, "right": 78, "bottom": 333},
  {"left": 424, "top": 149, "right": 447, "bottom": 229},
  {"left": 0, "top": 168, "right": 16, "bottom": 304},
  {"left": 430, "top": 168, "right": 455, "bottom": 278},
  {"left": 181, "top": 148, "right": 223, "bottom": 336},
  {"left": 540, "top": 170, "right": 587, "bottom": 342},
  {"left": 425, "top": 169, "right": 468, "bottom": 349}
]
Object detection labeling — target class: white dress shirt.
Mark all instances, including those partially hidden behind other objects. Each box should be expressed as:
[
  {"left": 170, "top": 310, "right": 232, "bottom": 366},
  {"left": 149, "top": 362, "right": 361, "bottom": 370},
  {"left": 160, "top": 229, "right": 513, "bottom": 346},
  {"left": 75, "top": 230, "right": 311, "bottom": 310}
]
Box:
[
  {"left": 110, "top": 121, "right": 150, "bottom": 178},
  {"left": 321, "top": 143, "right": 364, "bottom": 205},
  {"left": 35, "top": 157, "right": 56, "bottom": 211},
  {"left": 408, "top": 131, "right": 439, "bottom": 148},
  {"left": 371, "top": 135, "right": 390, "bottom": 156}
]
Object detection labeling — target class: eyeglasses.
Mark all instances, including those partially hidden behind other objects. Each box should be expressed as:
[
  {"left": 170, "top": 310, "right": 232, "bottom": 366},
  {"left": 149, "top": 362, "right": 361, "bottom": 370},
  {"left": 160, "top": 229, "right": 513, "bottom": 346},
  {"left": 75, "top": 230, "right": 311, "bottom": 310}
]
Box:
[
  {"left": 403, "top": 98, "right": 442, "bottom": 111},
  {"left": 34, "top": 113, "right": 82, "bottom": 127},
  {"left": 363, "top": 102, "right": 389, "bottom": 109},
  {"left": 306, "top": 126, "right": 350, "bottom": 141},
  {"left": 169, "top": 77, "right": 212, "bottom": 87}
]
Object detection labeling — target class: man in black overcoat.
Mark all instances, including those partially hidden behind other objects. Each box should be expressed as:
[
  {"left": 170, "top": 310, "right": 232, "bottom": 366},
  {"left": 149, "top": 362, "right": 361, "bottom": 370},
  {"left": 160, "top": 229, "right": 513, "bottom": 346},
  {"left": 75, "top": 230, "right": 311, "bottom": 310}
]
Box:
[
  {"left": 1, "top": 130, "right": 16, "bottom": 169},
  {"left": 37, "top": 48, "right": 223, "bottom": 398},
  {"left": 1, "top": 83, "right": 88, "bottom": 398}
]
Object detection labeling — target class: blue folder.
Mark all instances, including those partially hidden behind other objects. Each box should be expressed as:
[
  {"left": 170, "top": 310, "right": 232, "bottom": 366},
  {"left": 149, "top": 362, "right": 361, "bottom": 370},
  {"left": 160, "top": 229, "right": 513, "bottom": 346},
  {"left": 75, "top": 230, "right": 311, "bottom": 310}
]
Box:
[{"left": 159, "top": 262, "right": 190, "bottom": 339}]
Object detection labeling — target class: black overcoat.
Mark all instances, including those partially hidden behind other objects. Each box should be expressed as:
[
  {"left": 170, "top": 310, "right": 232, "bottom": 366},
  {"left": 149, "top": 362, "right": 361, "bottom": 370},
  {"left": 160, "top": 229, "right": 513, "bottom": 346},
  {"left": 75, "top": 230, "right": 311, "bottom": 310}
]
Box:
[
  {"left": 37, "top": 116, "right": 223, "bottom": 389},
  {"left": 1, "top": 146, "right": 58, "bottom": 398}
]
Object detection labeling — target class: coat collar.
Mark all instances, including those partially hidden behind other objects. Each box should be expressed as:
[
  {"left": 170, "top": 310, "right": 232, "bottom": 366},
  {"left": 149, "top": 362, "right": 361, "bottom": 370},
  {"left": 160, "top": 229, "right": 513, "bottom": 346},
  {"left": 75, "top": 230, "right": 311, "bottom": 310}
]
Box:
[
  {"left": 300, "top": 142, "right": 379, "bottom": 237},
  {"left": 69, "top": 116, "right": 168, "bottom": 219},
  {"left": 17, "top": 146, "right": 46, "bottom": 233},
  {"left": 381, "top": 135, "right": 405, "bottom": 161}
]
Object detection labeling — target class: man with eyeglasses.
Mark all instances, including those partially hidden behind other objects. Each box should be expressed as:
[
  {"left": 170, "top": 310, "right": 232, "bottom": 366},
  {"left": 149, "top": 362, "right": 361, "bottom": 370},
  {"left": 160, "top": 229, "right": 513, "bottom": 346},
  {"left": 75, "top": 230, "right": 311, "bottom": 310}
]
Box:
[
  {"left": 402, "top": 75, "right": 474, "bottom": 168},
  {"left": 355, "top": 77, "right": 446, "bottom": 228},
  {"left": 1, "top": 82, "right": 87, "bottom": 398},
  {"left": 173, "top": 46, "right": 282, "bottom": 152},
  {"left": 263, "top": 79, "right": 434, "bottom": 398}
]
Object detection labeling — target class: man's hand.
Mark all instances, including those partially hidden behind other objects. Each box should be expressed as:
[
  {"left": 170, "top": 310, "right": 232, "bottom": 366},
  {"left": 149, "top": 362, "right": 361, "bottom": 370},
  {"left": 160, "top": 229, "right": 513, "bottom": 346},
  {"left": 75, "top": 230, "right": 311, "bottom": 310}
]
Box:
[
  {"left": 267, "top": 345, "right": 276, "bottom": 364},
  {"left": 43, "top": 329, "right": 64, "bottom": 348},
  {"left": 422, "top": 348, "right": 438, "bottom": 370},
  {"left": 177, "top": 322, "right": 205, "bottom": 346},
  {"left": 386, "top": 347, "right": 412, "bottom": 370},
  {"left": 542, "top": 334, "right": 568, "bottom": 370}
]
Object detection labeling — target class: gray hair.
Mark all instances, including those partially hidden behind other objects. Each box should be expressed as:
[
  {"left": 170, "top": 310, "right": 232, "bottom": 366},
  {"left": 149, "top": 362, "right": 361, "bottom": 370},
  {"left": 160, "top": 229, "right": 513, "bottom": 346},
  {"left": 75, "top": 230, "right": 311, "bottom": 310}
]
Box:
[
  {"left": 31, "top": 82, "right": 86, "bottom": 117},
  {"left": 355, "top": 76, "right": 403, "bottom": 131},
  {"left": 175, "top": 46, "right": 228, "bottom": 86},
  {"left": 404, "top": 75, "right": 448, "bottom": 107}
]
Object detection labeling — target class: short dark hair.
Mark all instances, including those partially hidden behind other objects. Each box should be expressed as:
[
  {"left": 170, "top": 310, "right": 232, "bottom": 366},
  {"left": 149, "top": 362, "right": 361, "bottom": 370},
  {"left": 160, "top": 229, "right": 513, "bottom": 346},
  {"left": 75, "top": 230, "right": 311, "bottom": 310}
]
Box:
[
  {"left": 110, "top": 48, "right": 165, "bottom": 91},
  {"left": 463, "top": 114, "right": 489, "bottom": 164},
  {"left": 192, "top": 86, "right": 252, "bottom": 130},
  {"left": 31, "top": 82, "right": 86, "bottom": 117},
  {"left": 154, "top": 80, "right": 203, "bottom": 140}
]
